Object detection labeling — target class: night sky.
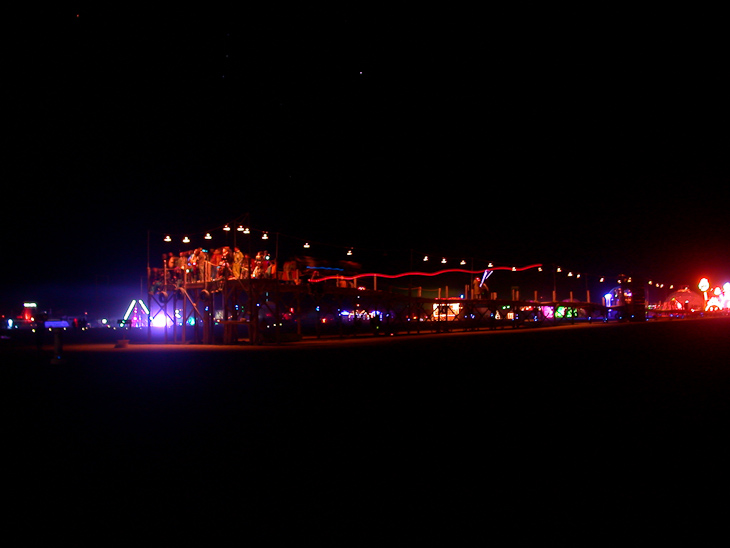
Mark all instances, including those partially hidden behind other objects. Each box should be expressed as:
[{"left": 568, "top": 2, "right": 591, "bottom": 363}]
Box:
[{"left": 4, "top": 6, "right": 730, "bottom": 314}]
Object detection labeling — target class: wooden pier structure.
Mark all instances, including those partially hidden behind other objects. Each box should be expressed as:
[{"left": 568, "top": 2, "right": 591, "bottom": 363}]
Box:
[{"left": 146, "top": 273, "right": 613, "bottom": 345}]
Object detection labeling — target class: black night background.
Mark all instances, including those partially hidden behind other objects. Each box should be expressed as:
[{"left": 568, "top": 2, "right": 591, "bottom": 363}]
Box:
[
  {"left": 4, "top": 6, "right": 729, "bottom": 315},
  {"left": 3, "top": 6, "right": 730, "bottom": 543}
]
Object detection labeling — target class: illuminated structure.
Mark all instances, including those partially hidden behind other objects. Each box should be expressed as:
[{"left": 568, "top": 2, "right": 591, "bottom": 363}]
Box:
[
  {"left": 661, "top": 287, "right": 704, "bottom": 312},
  {"left": 698, "top": 278, "right": 730, "bottom": 312},
  {"left": 21, "top": 302, "right": 37, "bottom": 322},
  {"left": 144, "top": 257, "right": 609, "bottom": 344},
  {"left": 141, "top": 215, "right": 690, "bottom": 342},
  {"left": 122, "top": 300, "right": 149, "bottom": 328},
  {"left": 602, "top": 275, "right": 646, "bottom": 321}
]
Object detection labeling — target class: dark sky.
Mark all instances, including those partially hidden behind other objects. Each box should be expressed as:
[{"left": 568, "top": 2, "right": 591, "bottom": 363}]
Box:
[{"left": 3, "top": 6, "right": 730, "bottom": 313}]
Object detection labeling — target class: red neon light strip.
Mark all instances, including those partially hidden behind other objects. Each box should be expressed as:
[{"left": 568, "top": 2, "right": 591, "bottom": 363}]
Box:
[{"left": 309, "top": 264, "right": 543, "bottom": 283}]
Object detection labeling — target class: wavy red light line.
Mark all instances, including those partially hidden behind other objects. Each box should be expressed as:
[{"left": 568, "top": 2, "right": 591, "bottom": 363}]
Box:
[{"left": 309, "top": 264, "right": 543, "bottom": 283}]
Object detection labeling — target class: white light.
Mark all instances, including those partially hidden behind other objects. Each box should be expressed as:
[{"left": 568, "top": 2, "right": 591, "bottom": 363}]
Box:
[
  {"left": 123, "top": 300, "right": 137, "bottom": 321},
  {"left": 347, "top": 249, "right": 353, "bottom": 256},
  {"left": 205, "top": 233, "right": 212, "bottom": 240},
  {"left": 262, "top": 232, "right": 269, "bottom": 240},
  {"left": 164, "top": 235, "right": 172, "bottom": 242},
  {"left": 183, "top": 236, "right": 190, "bottom": 243},
  {"left": 303, "top": 242, "right": 310, "bottom": 249},
  {"left": 423, "top": 255, "right": 429, "bottom": 262},
  {"left": 441, "top": 258, "right": 447, "bottom": 264},
  {"left": 151, "top": 314, "right": 171, "bottom": 328},
  {"left": 223, "top": 224, "right": 231, "bottom": 231}
]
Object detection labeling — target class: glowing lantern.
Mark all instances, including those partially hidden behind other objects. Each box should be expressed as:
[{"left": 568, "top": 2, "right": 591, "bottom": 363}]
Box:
[{"left": 699, "top": 278, "right": 710, "bottom": 292}]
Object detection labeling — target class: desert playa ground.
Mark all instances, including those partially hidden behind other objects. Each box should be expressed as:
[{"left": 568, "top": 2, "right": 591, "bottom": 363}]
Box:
[{"left": 3, "top": 318, "right": 730, "bottom": 542}]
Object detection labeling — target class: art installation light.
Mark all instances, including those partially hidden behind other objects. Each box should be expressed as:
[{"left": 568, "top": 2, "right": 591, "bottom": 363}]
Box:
[{"left": 698, "top": 277, "right": 730, "bottom": 311}]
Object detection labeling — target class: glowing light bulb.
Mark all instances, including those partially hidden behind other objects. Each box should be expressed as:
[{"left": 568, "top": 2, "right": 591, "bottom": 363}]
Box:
[{"left": 699, "top": 278, "right": 710, "bottom": 292}]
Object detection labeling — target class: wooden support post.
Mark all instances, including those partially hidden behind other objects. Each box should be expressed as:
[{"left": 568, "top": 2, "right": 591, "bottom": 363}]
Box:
[
  {"left": 182, "top": 291, "right": 187, "bottom": 344},
  {"left": 147, "top": 293, "right": 152, "bottom": 343},
  {"left": 172, "top": 292, "right": 178, "bottom": 343}
]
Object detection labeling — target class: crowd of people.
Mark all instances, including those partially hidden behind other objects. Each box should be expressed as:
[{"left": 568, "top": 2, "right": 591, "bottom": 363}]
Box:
[{"left": 150, "top": 247, "right": 301, "bottom": 291}]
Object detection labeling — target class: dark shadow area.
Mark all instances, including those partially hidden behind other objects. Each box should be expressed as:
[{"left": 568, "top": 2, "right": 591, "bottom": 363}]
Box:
[{"left": 3, "top": 319, "right": 730, "bottom": 542}]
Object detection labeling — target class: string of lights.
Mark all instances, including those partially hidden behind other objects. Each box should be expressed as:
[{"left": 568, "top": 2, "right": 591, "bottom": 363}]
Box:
[{"left": 152, "top": 215, "right": 692, "bottom": 291}]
